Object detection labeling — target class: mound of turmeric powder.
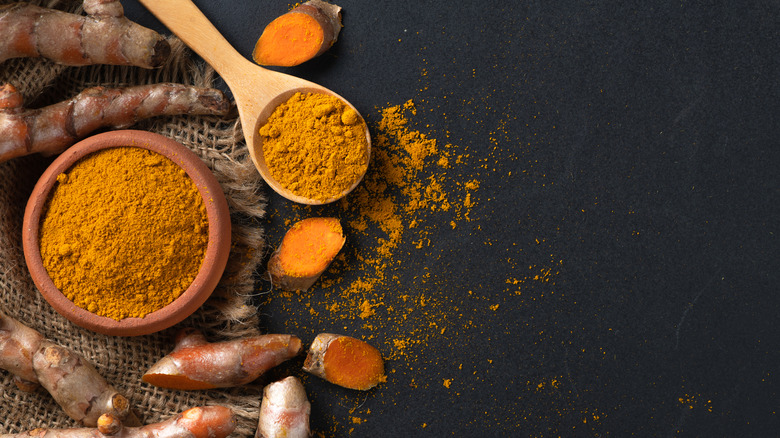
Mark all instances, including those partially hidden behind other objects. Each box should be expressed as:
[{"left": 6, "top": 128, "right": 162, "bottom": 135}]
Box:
[
  {"left": 39, "top": 147, "right": 208, "bottom": 320},
  {"left": 259, "top": 92, "right": 369, "bottom": 202}
]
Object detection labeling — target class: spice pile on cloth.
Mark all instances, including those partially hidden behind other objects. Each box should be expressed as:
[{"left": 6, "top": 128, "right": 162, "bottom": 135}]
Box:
[{"left": 0, "top": 1, "right": 266, "bottom": 435}]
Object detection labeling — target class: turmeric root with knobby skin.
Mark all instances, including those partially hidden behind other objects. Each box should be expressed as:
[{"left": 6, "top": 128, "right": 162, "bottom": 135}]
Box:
[
  {"left": 303, "top": 333, "right": 385, "bottom": 391},
  {"left": 256, "top": 376, "right": 311, "bottom": 438},
  {"left": 252, "top": 0, "right": 342, "bottom": 67},
  {"left": 0, "top": 310, "right": 43, "bottom": 390},
  {"left": 142, "top": 328, "right": 303, "bottom": 390},
  {"left": 0, "top": 310, "right": 140, "bottom": 427},
  {"left": 0, "top": 82, "right": 229, "bottom": 163},
  {"left": 0, "top": 0, "right": 170, "bottom": 67},
  {"left": 0, "top": 406, "right": 236, "bottom": 438},
  {"left": 267, "top": 217, "right": 346, "bottom": 291}
]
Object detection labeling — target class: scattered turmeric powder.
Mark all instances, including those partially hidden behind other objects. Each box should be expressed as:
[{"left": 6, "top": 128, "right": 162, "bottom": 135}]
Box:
[
  {"left": 267, "top": 99, "right": 481, "bottom": 366},
  {"left": 259, "top": 92, "right": 369, "bottom": 202},
  {"left": 267, "top": 217, "right": 346, "bottom": 291},
  {"left": 253, "top": 0, "right": 343, "bottom": 67},
  {"left": 39, "top": 147, "right": 208, "bottom": 320},
  {"left": 262, "top": 86, "right": 565, "bottom": 436}
]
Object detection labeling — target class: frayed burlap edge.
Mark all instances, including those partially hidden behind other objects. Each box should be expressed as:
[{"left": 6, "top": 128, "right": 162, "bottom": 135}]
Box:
[{"left": 0, "top": 1, "right": 268, "bottom": 435}]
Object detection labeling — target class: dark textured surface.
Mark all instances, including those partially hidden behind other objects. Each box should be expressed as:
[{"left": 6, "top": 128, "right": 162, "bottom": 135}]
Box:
[{"left": 124, "top": 1, "right": 778, "bottom": 436}]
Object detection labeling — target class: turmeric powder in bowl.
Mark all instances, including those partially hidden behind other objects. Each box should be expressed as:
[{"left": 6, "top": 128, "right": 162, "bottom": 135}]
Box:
[
  {"left": 38, "top": 146, "right": 208, "bottom": 321},
  {"left": 259, "top": 92, "right": 369, "bottom": 202}
]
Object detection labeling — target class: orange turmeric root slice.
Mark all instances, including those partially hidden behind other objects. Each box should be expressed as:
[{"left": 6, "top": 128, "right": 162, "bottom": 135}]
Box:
[
  {"left": 267, "top": 217, "right": 346, "bottom": 291},
  {"left": 302, "top": 333, "right": 386, "bottom": 390},
  {"left": 142, "top": 328, "right": 303, "bottom": 390},
  {"left": 252, "top": 0, "right": 343, "bottom": 67}
]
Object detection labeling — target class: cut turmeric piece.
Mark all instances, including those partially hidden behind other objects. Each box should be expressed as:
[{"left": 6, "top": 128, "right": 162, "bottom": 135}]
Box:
[
  {"left": 267, "top": 217, "right": 346, "bottom": 291},
  {"left": 302, "top": 333, "right": 386, "bottom": 391},
  {"left": 252, "top": 0, "right": 343, "bottom": 67}
]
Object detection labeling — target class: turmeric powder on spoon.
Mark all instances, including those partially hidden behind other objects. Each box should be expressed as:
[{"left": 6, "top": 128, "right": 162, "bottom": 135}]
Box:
[{"left": 259, "top": 92, "right": 369, "bottom": 202}]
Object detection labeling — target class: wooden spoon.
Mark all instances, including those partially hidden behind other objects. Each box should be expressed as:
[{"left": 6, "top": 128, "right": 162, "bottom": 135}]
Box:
[{"left": 138, "top": 0, "right": 371, "bottom": 205}]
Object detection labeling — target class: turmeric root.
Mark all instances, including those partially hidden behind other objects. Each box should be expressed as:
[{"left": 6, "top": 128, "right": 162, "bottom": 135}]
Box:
[
  {"left": 0, "top": 310, "right": 43, "bottom": 390},
  {"left": 267, "top": 217, "right": 345, "bottom": 291},
  {"left": 0, "top": 310, "right": 140, "bottom": 427},
  {"left": 256, "top": 376, "right": 311, "bottom": 438},
  {"left": 0, "top": 406, "right": 236, "bottom": 438},
  {"left": 33, "top": 343, "right": 141, "bottom": 427},
  {"left": 252, "top": 0, "right": 343, "bottom": 67},
  {"left": 0, "top": 0, "right": 170, "bottom": 67},
  {"left": 0, "top": 82, "right": 229, "bottom": 163},
  {"left": 142, "top": 328, "right": 303, "bottom": 390},
  {"left": 302, "top": 333, "right": 385, "bottom": 391}
]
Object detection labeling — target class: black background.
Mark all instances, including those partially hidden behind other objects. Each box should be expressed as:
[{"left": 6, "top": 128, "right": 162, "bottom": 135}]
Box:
[{"left": 125, "top": 1, "right": 778, "bottom": 436}]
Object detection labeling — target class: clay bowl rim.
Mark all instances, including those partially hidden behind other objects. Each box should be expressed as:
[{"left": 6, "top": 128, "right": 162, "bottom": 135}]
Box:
[{"left": 22, "top": 130, "right": 231, "bottom": 336}]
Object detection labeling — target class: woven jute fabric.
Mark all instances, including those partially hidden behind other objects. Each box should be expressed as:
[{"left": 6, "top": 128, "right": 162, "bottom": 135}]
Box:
[{"left": 0, "top": 1, "right": 267, "bottom": 435}]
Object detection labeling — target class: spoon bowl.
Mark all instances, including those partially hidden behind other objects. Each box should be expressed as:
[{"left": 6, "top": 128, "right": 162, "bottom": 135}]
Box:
[{"left": 139, "top": 0, "right": 371, "bottom": 205}]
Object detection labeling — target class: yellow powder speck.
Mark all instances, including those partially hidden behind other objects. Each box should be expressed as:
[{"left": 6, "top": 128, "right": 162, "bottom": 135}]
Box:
[
  {"left": 393, "top": 338, "right": 408, "bottom": 351},
  {"left": 490, "top": 304, "right": 500, "bottom": 311},
  {"left": 359, "top": 300, "right": 377, "bottom": 319},
  {"left": 443, "top": 379, "right": 452, "bottom": 388},
  {"left": 464, "top": 179, "right": 479, "bottom": 190}
]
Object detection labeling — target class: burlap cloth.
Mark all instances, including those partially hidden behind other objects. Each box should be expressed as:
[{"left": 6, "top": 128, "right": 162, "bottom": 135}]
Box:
[{"left": 0, "top": 1, "right": 269, "bottom": 435}]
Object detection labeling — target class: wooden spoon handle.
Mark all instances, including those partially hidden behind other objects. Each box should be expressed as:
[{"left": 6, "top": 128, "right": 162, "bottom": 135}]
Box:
[{"left": 138, "top": 0, "right": 251, "bottom": 83}]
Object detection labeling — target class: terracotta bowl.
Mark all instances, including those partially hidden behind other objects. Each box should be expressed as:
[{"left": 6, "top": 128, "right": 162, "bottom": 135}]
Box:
[{"left": 22, "top": 130, "right": 231, "bottom": 336}]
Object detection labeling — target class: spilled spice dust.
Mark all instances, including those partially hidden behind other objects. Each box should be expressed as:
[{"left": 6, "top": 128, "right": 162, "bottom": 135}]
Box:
[{"left": 263, "top": 97, "right": 570, "bottom": 435}]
